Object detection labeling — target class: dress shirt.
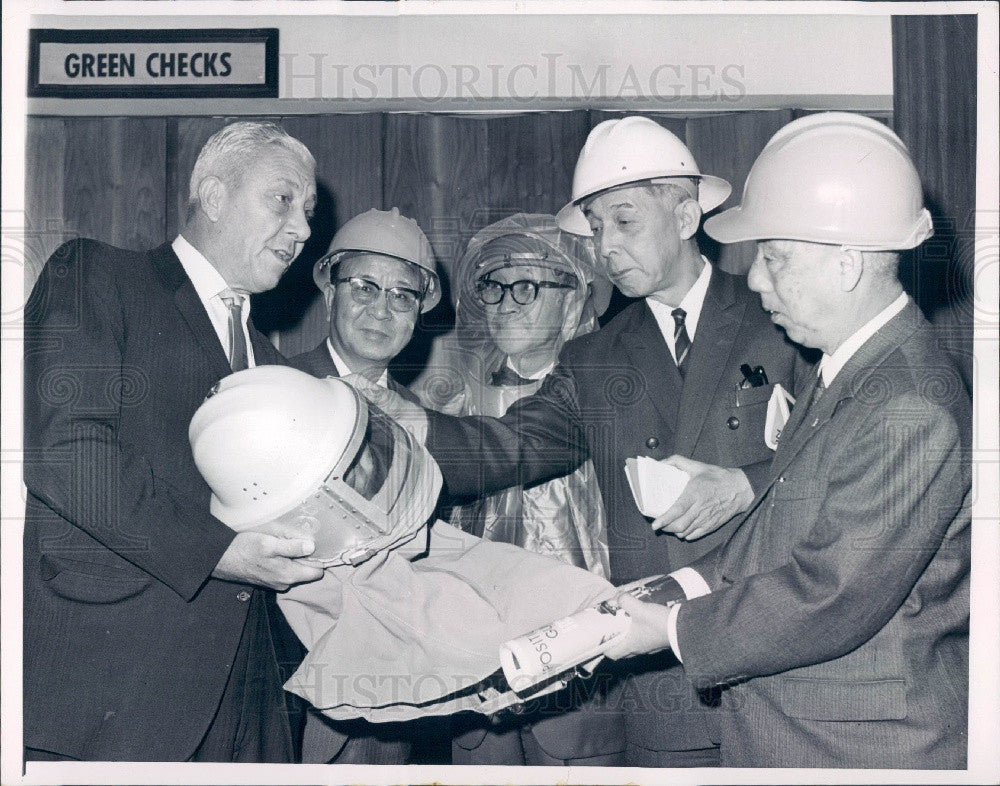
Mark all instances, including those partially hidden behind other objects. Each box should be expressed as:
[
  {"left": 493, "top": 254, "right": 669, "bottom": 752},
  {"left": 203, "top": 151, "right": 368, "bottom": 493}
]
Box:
[
  {"left": 172, "top": 235, "right": 255, "bottom": 367},
  {"left": 819, "top": 292, "right": 909, "bottom": 386},
  {"left": 646, "top": 257, "right": 713, "bottom": 364},
  {"left": 663, "top": 291, "right": 911, "bottom": 661},
  {"left": 325, "top": 338, "right": 389, "bottom": 388}
]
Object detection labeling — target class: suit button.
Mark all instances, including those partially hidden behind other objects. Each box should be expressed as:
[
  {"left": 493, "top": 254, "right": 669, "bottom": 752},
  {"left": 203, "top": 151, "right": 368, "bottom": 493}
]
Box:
[
  {"left": 727, "top": 416, "right": 740, "bottom": 430},
  {"left": 236, "top": 590, "right": 251, "bottom": 602},
  {"left": 646, "top": 437, "right": 659, "bottom": 449}
]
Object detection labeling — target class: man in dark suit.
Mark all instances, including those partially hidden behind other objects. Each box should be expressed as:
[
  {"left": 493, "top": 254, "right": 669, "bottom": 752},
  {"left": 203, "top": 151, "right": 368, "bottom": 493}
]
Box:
[
  {"left": 606, "top": 113, "right": 970, "bottom": 768},
  {"left": 287, "top": 207, "right": 438, "bottom": 763},
  {"left": 358, "top": 116, "right": 811, "bottom": 767},
  {"left": 23, "top": 121, "right": 324, "bottom": 762}
]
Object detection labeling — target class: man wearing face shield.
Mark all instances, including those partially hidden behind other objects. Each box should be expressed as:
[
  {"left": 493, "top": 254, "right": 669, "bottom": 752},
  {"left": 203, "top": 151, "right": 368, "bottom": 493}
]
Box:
[
  {"left": 189, "top": 366, "right": 620, "bottom": 735},
  {"left": 414, "top": 214, "right": 621, "bottom": 765}
]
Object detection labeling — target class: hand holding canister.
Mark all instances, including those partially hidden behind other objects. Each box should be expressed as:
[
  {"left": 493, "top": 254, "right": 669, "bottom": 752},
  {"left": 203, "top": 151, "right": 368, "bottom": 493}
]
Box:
[{"left": 499, "top": 573, "right": 688, "bottom": 692}]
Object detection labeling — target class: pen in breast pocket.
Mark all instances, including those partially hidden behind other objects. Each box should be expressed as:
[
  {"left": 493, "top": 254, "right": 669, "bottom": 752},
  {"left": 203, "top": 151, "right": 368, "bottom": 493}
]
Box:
[{"left": 739, "top": 364, "right": 769, "bottom": 388}]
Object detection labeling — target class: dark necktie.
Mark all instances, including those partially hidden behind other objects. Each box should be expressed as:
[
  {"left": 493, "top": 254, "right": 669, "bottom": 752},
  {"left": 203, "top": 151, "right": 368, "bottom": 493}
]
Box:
[
  {"left": 671, "top": 307, "right": 691, "bottom": 375},
  {"left": 220, "top": 291, "right": 249, "bottom": 372},
  {"left": 490, "top": 364, "right": 537, "bottom": 388}
]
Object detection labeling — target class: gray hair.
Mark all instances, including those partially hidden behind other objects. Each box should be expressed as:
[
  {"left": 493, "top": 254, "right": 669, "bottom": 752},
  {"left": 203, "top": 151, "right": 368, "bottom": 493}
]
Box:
[
  {"left": 640, "top": 178, "right": 699, "bottom": 206},
  {"left": 186, "top": 121, "right": 315, "bottom": 220},
  {"left": 862, "top": 250, "right": 901, "bottom": 281}
]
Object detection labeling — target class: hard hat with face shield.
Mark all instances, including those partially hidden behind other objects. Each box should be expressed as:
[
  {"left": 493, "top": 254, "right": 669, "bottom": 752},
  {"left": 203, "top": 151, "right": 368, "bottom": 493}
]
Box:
[
  {"left": 556, "top": 116, "right": 732, "bottom": 236},
  {"left": 313, "top": 207, "right": 442, "bottom": 312},
  {"left": 704, "top": 112, "right": 933, "bottom": 250},
  {"left": 189, "top": 365, "right": 441, "bottom": 567},
  {"left": 188, "top": 366, "right": 618, "bottom": 725}
]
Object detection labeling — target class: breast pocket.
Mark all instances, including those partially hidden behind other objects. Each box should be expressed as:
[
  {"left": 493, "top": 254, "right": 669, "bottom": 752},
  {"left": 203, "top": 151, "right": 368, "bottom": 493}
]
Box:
[
  {"left": 40, "top": 553, "right": 153, "bottom": 605},
  {"left": 712, "top": 383, "right": 776, "bottom": 467}
]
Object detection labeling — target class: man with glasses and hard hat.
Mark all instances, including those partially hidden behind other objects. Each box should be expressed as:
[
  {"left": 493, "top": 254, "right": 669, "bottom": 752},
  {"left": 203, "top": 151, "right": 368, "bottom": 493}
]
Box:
[
  {"left": 290, "top": 208, "right": 438, "bottom": 406},
  {"left": 358, "top": 116, "right": 811, "bottom": 767},
  {"left": 287, "top": 207, "right": 440, "bottom": 763},
  {"left": 603, "top": 113, "right": 971, "bottom": 768}
]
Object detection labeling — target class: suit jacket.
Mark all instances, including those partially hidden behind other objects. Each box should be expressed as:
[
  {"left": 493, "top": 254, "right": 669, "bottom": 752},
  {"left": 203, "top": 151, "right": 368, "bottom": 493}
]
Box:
[
  {"left": 287, "top": 340, "right": 421, "bottom": 405},
  {"left": 23, "top": 239, "right": 287, "bottom": 760},
  {"left": 427, "top": 266, "right": 811, "bottom": 752},
  {"left": 676, "top": 301, "right": 970, "bottom": 768}
]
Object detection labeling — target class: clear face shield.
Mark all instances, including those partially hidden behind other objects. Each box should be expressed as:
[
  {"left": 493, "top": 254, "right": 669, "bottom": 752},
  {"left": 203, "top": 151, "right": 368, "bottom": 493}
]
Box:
[
  {"left": 293, "top": 400, "right": 442, "bottom": 567},
  {"left": 190, "top": 367, "right": 442, "bottom": 568}
]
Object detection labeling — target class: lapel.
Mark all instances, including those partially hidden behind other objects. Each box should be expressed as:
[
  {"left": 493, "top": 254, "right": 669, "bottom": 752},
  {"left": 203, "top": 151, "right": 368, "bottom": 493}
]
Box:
[
  {"left": 674, "top": 268, "right": 745, "bottom": 455},
  {"left": 766, "top": 302, "right": 923, "bottom": 493},
  {"left": 151, "top": 243, "right": 232, "bottom": 380},
  {"left": 305, "top": 341, "right": 341, "bottom": 377},
  {"left": 621, "top": 302, "right": 682, "bottom": 435},
  {"left": 248, "top": 323, "right": 281, "bottom": 365}
]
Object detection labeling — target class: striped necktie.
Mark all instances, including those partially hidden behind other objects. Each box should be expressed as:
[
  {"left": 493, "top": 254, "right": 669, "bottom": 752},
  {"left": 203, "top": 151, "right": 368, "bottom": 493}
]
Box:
[
  {"left": 220, "top": 291, "right": 249, "bottom": 372},
  {"left": 671, "top": 307, "right": 691, "bottom": 375}
]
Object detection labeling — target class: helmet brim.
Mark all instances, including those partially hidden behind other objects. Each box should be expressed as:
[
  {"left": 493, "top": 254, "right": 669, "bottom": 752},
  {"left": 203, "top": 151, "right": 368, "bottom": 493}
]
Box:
[{"left": 556, "top": 174, "right": 732, "bottom": 237}]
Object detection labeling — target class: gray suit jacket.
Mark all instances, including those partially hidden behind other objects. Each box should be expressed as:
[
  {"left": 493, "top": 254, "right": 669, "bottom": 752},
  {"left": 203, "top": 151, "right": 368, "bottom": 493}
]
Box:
[
  {"left": 428, "top": 267, "right": 812, "bottom": 753},
  {"left": 677, "top": 301, "right": 970, "bottom": 768}
]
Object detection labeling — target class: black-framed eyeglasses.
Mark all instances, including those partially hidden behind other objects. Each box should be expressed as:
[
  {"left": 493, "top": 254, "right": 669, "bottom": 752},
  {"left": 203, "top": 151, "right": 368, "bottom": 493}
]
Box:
[
  {"left": 334, "top": 277, "right": 423, "bottom": 313},
  {"left": 475, "top": 278, "right": 574, "bottom": 306}
]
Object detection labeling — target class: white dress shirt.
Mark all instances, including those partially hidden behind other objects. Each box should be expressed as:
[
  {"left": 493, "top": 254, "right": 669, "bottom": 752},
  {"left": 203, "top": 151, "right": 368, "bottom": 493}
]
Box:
[
  {"left": 819, "top": 292, "right": 909, "bottom": 386},
  {"left": 663, "top": 291, "right": 911, "bottom": 662},
  {"left": 646, "top": 258, "right": 713, "bottom": 364},
  {"left": 325, "top": 338, "right": 390, "bottom": 388},
  {"left": 172, "top": 235, "right": 255, "bottom": 367}
]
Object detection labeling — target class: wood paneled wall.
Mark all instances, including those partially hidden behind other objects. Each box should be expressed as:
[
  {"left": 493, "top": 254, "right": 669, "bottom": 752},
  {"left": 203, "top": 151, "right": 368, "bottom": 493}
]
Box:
[{"left": 26, "top": 109, "right": 910, "bottom": 377}]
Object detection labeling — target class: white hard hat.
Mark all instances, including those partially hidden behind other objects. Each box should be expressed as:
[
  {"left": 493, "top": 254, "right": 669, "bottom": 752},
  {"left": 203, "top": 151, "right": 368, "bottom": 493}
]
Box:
[
  {"left": 189, "top": 366, "right": 441, "bottom": 567},
  {"left": 314, "top": 208, "right": 442, "bottom": 313},
  {"left": 704, "top": 112, "right": 933, "bottom": 250},
  {"left": 556, "top": 116, "right": 732, "bottom": 236}
]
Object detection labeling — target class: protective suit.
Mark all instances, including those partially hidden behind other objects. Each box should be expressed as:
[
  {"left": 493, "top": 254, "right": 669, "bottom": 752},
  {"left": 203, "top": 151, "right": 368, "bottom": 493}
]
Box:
[
  {"left": 416, "top": 214, "right": 612, "bottom": 577},
  {"left": 189, "top": 366, "right": 615, "bottom": 723}
]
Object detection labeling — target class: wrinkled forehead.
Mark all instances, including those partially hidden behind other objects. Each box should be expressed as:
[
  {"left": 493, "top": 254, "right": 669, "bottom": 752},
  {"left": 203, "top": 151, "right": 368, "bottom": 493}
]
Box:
[
  {"left": 482, "top": 264, "right": 571, "bottom": 285},
  {"left": 338, "top": 252, "right": 423, "bottom": 285},
  {"left": 243, "top": 146, "right": 316, "bottom": 190},
  {"left": 582, "top": 177, "right": 694, "bottom": 219},
  {"left": 581, "top": 183, "right": 653, "bottom": 218}
]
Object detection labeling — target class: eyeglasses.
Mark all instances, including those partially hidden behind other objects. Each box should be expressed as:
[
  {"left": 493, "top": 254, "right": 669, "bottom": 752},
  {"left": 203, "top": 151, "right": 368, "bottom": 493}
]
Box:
[
  {"left": 475, "top": 278, "right": 574, "bottom": 306},
  {"left": 334, "top": 277, "right": 423, "bottom": 313}
]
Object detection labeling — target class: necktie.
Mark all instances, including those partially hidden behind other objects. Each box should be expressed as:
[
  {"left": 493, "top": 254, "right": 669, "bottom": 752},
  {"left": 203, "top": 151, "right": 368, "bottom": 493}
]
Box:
[
  {"left": 220, "top": 291, "right": 249, "bottom": 372},
  {"left": 671, "top": 307, "right": 691, "bottom": 375}
]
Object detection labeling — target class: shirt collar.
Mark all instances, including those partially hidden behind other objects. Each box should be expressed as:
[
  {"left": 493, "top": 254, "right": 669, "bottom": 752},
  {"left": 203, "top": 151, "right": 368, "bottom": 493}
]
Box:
[
  {"left": 325, "top": 338, "right": 390, "bottom": 388},
  {"left": 172, "top": 234, "right": 238, "bottom": 305},
  {"left": 645, "top": 256, "right": 713, "bottom": 340},
  {"left": 819, "top": 292, "right": 909, "bottom": 386},
  {"left": 506, "top": 356, "right": 554, "bottom": 381}
]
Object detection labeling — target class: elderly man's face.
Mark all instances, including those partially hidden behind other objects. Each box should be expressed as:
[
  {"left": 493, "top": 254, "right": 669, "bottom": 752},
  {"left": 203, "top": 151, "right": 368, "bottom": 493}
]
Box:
[
  {"left": 481, "top": 265, "right": 576, "bottom": 360},
  {"left": 215, "top": 146, "right": 316, "bottom": 293},
  {"left": 748, "top": 240, "right": 840, "bottom": 352},
  {"left": 328, "top": 253, "right": 422, "bottom": 369},
  {"left": 583, "top": 185, "right": 681, "bottom": 298}
]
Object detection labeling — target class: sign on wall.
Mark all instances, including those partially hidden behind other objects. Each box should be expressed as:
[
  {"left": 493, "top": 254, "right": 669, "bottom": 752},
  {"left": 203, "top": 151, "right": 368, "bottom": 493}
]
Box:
[{"left": 28, "top": 28, "right": 278, "bottom": 98}]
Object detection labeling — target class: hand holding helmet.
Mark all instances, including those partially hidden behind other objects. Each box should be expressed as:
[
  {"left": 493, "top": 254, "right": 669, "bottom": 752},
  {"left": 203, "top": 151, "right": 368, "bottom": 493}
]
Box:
[{"left": 212, "top": 525, "right": 323, "bottom": 591}]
